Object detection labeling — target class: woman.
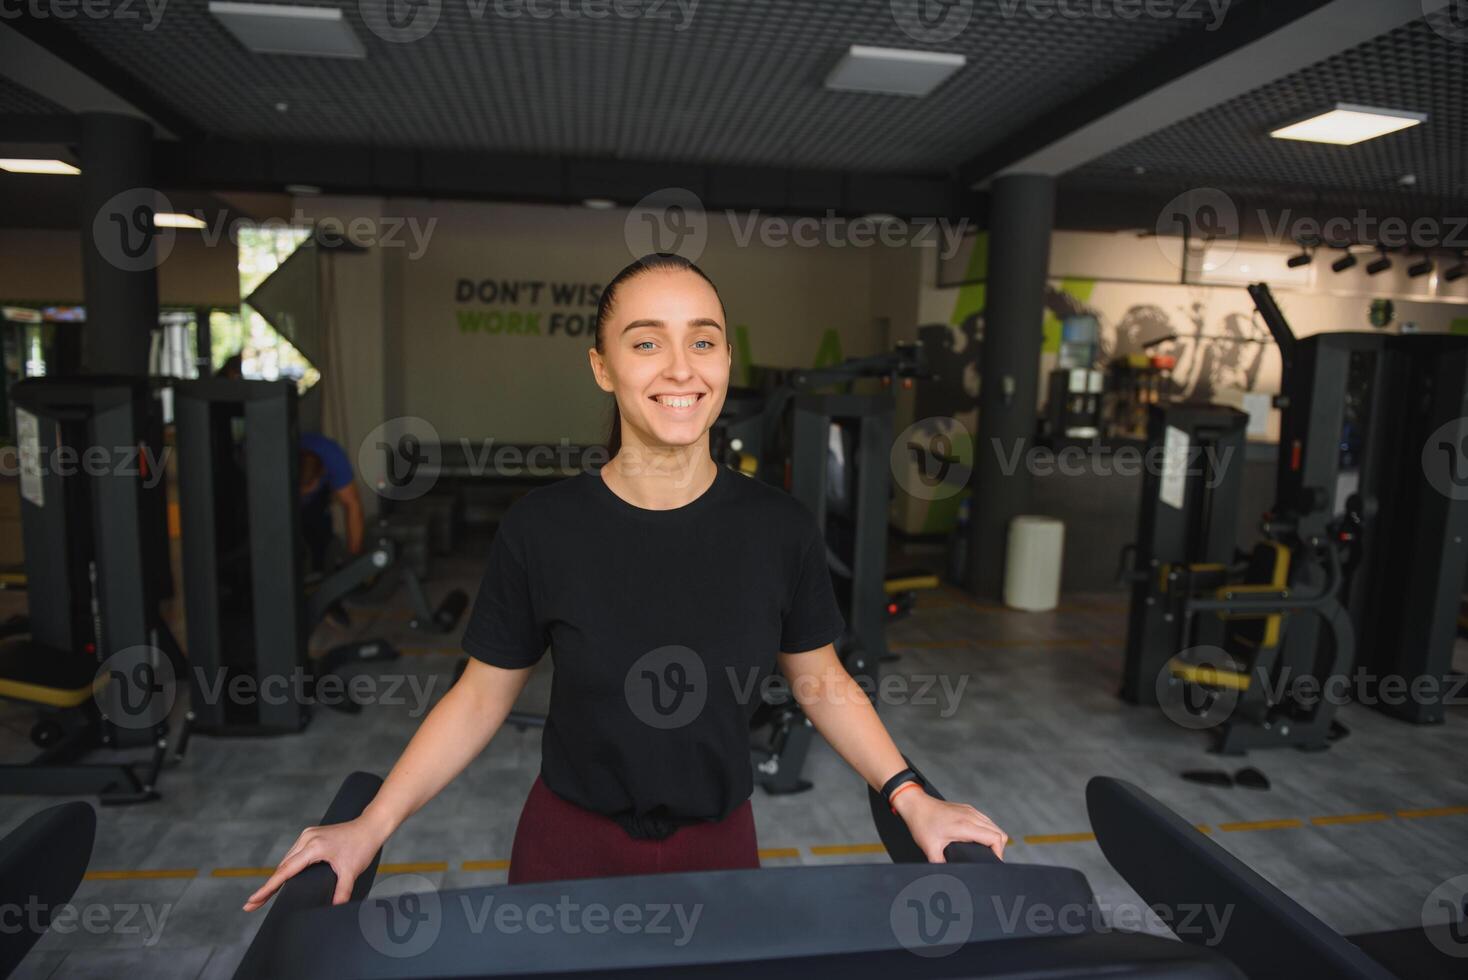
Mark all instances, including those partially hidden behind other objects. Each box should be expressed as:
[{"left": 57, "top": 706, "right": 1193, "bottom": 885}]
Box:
[{"left": 243, "top": 253, "right": 1005, "bottom": 909}]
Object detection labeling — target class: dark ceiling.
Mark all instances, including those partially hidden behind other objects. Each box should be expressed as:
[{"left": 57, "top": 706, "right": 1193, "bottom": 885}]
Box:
[
  {"left": 2, "top": 0, "right": 1205, "bottom": 173},
  {"left": 1066, "top": 12, "right": 1468, "bottom": 213},
  {"left": 1, "top": 1, "right": 1463, "bottom": 227}
]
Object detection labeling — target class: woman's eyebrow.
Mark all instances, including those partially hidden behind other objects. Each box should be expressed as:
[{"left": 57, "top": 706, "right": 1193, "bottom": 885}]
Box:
[{"left": 622, "top": 318, "right": 725, "bottom": 333}]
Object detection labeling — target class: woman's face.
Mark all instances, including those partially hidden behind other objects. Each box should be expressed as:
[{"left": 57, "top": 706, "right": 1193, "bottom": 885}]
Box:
[{"left": 592, "top": 268, "right": 731, "bottom": 453}]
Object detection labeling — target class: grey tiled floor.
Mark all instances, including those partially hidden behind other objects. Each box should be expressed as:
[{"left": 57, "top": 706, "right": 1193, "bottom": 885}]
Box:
[{"left": 2, "top": 558, "right": 1466, "bottom": 978}]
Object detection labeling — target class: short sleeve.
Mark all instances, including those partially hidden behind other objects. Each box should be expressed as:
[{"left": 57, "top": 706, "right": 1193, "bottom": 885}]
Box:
[
  {"left": 320, "top": 440, "right": 354, "bottom": 491},
  {"left": 461, "top": 519, "right": 546, "bottom": 669},
  {"left": 780, "top": 524, "right": 846, "bottom": 653}
]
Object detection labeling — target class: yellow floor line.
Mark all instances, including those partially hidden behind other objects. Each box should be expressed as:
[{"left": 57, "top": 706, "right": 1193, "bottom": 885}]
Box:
[
  {"left": 1217, "top": 819, "right": 1303, "bottom": 833},
  {"left": 69, "top": 802, "right": 1468, "bottom": 881},
  {"left": 809, "top": 843, "right": 887, "bottom": 856},
  {"left": 1311, "top": 812, "right": 1389, "bottom": 827},
  {"left": 1397, "top": 805, "right": 1468, "bottom": 820},
  {"left": 378, "top": 861, "right": 449, "bottom": 874},
  {"left": 1023, "top": 832, "right": 1096, "bottom": 845}
]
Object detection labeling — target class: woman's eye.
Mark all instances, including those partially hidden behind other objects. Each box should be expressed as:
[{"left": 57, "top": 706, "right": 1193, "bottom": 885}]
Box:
[
  {"left": 634, "top": 340, "right": 656, "bottom": 351},
  {"left": 693, "top": 339, "right": 714, "bottom": 350}
]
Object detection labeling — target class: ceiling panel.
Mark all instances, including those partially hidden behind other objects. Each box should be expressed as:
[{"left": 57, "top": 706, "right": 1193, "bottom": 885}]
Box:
[
  {"left": 30, "top": 0, "right": 1209, "bottom": 173},
  {"left": 1068, "top": 13, "right": 1467, "bottom": 209}
]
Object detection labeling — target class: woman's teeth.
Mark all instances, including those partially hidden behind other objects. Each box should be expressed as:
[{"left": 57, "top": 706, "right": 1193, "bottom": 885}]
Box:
[{"left": 655, "top": 395, "right": 700, "bottom": 408}]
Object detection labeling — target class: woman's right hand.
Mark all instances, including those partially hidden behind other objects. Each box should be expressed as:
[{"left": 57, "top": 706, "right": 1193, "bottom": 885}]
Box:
[{"left": 242, "top": 816, "right": 389, "bottom": 912}]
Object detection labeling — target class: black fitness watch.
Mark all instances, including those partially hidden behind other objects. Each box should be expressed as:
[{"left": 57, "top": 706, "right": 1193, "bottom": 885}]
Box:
[{"left": 881, "top": 767, "right": 924, "bottom": 810}]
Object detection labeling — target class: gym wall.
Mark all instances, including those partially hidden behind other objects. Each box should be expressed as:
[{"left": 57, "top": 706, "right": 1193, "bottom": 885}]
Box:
[
  {"left": 312, "top": 197, "right": 918, "bottom": 449},
  {"left": 0, "top": 228, "right": 241, "bottom": 307}
]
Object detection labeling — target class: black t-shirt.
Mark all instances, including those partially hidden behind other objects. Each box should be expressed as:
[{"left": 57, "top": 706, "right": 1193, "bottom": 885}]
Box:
[{"left": 461, "top": 463, "right": 846, "bottom": 840}]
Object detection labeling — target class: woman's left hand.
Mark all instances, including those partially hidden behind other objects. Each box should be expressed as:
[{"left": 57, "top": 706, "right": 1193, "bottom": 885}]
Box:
[{"left": 894, "top": 790, "right": 1007, "bottom": 862}]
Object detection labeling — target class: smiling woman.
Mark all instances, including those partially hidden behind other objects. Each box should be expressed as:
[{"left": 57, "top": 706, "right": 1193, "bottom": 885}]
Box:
[
  {"left": 242, "top": 251, "right": 1005, "bottom": 908},
  {"left": 588, "top": 253, "right": 730, "bottom": 459}
]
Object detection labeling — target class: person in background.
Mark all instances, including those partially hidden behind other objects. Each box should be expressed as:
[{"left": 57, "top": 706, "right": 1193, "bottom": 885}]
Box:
[{"left": 299, "top": 432, "right": 364, "bottom": 573}]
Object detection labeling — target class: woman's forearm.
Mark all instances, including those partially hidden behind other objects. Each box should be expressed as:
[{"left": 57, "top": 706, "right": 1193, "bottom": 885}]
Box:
[
  {"left": 779, "top": 648, "right": 908, "bottom": 794},
  {"left": 359, "top": 660, "right": 531, "bottom": 837}
]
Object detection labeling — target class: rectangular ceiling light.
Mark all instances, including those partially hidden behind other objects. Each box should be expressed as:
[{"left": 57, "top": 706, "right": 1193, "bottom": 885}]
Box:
[
  {"left": 825, "top": 45, "right": 965, "bottom": 97},
  {"left": 209, "top": 1, "right": 365, "bottom": 58},
  {"left": 1269, "top": 104, "right": 1426, "bottom": 145},
  {"left": 0, "top": 158, "right": 80, "bottom": 175},
  {"left": 154, "top": 212, "right": 208, "bottom": 229}
]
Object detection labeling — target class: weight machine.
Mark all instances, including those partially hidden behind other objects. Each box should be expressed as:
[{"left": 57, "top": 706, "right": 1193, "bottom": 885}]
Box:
[
  {"left": 717, "top": 344, "right": 941, "bottom": 793},
  {"left": 1120, "top": 283, "right": 1468, "bottom": 751}
]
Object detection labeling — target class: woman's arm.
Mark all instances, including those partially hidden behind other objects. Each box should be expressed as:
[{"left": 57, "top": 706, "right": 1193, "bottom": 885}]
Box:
[
  {"left": 243, "top": 658, "right": 533, "bottom": 910},
  {"left": 776, "top": 645, "right": 1006, "bottom": 861}
]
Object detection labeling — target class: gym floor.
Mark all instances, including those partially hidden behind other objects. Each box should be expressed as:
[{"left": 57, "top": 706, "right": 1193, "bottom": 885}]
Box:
[{"left": 2, "top": 537, "right": 1465, "bottom": 980}]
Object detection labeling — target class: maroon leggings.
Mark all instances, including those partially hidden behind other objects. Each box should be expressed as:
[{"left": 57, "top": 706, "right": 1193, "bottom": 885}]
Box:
[{"left": 507, "top": 776, "right": 760, "bottom": 885}]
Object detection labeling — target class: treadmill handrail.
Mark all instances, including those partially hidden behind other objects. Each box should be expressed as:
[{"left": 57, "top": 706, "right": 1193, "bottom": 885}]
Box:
[{"left": 1086, "top": 776, "right": 1394, "bottom": 980}]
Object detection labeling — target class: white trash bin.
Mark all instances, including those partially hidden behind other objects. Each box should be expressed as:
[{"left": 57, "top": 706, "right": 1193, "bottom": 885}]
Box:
[{"left": 1004, "top": 516, "right": 1064, "bottom": 612}]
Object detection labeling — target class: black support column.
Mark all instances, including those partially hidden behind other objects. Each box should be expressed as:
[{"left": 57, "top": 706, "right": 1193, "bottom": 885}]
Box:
[
  {"left": 79, "top": 112, "right": 159, "bottom": 375},
  {"left": 967, "top": 174, "right": 1055, "bottom": 598}
]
